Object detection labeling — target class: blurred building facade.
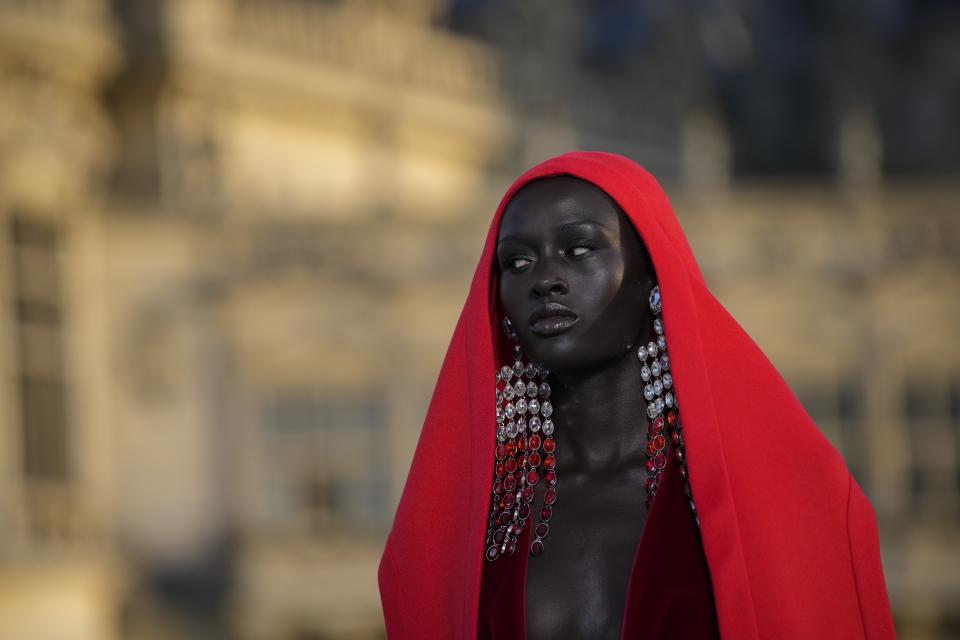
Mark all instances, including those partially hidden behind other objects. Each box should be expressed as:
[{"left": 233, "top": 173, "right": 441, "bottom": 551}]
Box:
[{"left": 0, "top": 1, "right": 958, "bottom": 639}]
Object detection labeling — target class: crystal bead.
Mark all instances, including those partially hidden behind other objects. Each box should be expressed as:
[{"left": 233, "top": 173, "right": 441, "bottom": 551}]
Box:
[
  {"left": 528, "top": 399, "right": 540, "bottom": 415},
  {"left": 504, "top": 386, "right": 515, "bottom": 401},
  {"left": 513, "top": 361, "right": 524, "bottom": 377},
  {"left": 654, "top": 318, "right": 664, "bottom": 335},
  {"left": 497, "top": 426, "right": 506, "bottom": 442},
  {"left": 661, "top": 355, "right": 670, "bottom": 372},
  {"left": 647, "top": 341, "right": 658, "bottom": 359},
  {"left": 539, "top": 382, "right": 551, "bottom": 399},
  {"left": 538, "top": 366, "right": 550, "bottom": 378},
  {"left": 665, "top": 392, "right": 674, "bottom": 408},
  {"left": 496, "top": 406, "right": 505, "bottom": 423},
  {"left": 525, "top": 363, "right": 537, "bottom": 378},
  {"left": 527, "top": 381, "right": 538, "bottom": 397},
  {"left": 653, "top": 379, "right": 663, "bottom": 396},
  {"left": 505, "top": 403, "right": 516, "bottom": 419},
  {"left": 647, "top": 403, "right": 659, "bottom": 419},
  {"left": 517, "top": 417, "right": 527, "bottom": 433},
  {"left": 641, "top": 365, "right": 651, "bottom": 382},
  {"left": 651, "top": 360, "right": 662, "bottom": 377},
  {"left": 496, "top": 390, "right": 503, "bottom": 404},
  {"left": 516, "top": 398, "right": 527, "bottom": 415},
  {"left": 649, "top": 286, "right": 661, "bottom": 314},
  {"left": 655, "top": 397, "right": 665, "bottom": 414},
  {"left": 650, "top": 416, "right": 664, "bottom": 435},
  {"left": 496, "top": 371, "right": 502, "bottom": 384},
  {"left": 501, "top": 366, "right": 513, "bottom": 381},
  {"left": 657, "top": 335, "right": 666, "bottom": 351},
  {"left": 514, "top": 380, "right": 525, "bottom": 396},
  {"left": 637, "top": 345, "right": 648, "bottom": 362},
  {"left": 663, "top": 373, "right": 672, "bottom": 389},
  {"left": 541, "top": 401, "right": 553, "bottom": 418},
  {"left": 506, "top": 421, "right": 518, "bottom": 438},
  {"left": 529, "top": 416, "right": 541, "bottom": 432},
  {"left": 542, "top": 419, "right": 554, "bottom": 435},
  {"left": 644, "top": 385, "right": 655, "bottom": 401}
]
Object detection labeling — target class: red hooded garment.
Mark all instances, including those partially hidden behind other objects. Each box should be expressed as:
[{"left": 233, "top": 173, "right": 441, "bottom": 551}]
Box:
[{"left": 378, "top": 151, "right": 896, "bottom": 639}]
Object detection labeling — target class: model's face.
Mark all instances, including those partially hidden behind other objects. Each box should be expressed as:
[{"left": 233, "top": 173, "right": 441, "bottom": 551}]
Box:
[{"left": 496, "top": 176, "right": 655, "bottom": 374}]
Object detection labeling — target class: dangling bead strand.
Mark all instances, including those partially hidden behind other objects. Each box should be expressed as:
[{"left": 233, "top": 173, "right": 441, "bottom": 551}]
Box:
[{"left": 639, "top": 286, "right": 698, "bottom": 524}]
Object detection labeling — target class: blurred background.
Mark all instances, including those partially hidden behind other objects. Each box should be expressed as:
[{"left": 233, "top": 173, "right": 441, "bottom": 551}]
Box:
[{"left": 0, "top": 0, "right": 958, "bottom": 638}]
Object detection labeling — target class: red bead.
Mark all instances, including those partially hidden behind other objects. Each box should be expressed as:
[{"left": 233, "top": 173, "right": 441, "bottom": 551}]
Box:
[
  {"left": 493, "top": 528, "right": 506, "bottom": 544},
  {"left": 545, "top": 470, "right": 557, "bottom": 486},
  {"left": 646, "top": 458, "right": 656, "bottom": 474},
  {"left": 494, "top": 480, "right": 504, "bottom": 496},
  {"left": 517, "top": 437, "right": 526, "bottom": 452},
  {"left": 506, "top": 441, "right": 517, "bottom": 456},
  {"left": 530, "top": 540, "right": 544, "bottom": 556},
  {"left": 496, "top": 462, "right": 505, "bottom": 477},
  {"left": 671, "top": 430, "right": 680, "bottom": 445},
  {"left": 646, "top": 440, "right": 656, "bottom": 457},
  {"left": 543, "top": 437, "right": 556, "bottom": 453},
  {"left": 526, "top": 470, "right": 539, "bottom": 485},
  {"left": 504, "top": 476, "right": 517, "bottom": 492},
  {"left": 499, "top": 511, "right": 511, "bottom": 525},
  {"left": 666, "top": 410, "right": 677, "bottom": 427},
  {"left": 506, "top": 539, "right": 517, "bottom": 556},
  {"left": 535, "top": 522, "right": 550, "bottom": 538},
  {"left": 650, "top": 416, "right": 664, "bottom": 436},
  {"left": 654, "top": 452, "right": 666, "bottom": 469},
  {"left": 496, "top": 445, "right": 507, "bottom": 460},
  {"left": 540, "top": 506, "right": 552, "bottom": 521},
  {"left": 486, "top": 545, "right": 500, "bottom": 561},
  {"left": 505, "top": 458, "right": 518, "bottom": 473},
  {"left": 519, "top": 503, "right": 531, "bottom": 518},
  {"left": 544, "top": 488, "right": 557, "bottom": 505},
  {"left": 523, "top": 486, "right": 534, "bottom": 503},
  {"left": 528, "top": 434, "right": 542, "bottom": 450},
  {"left": 528, "top": 452, "right": 542, "bottom": 467},
  {"left": 544, "top": 454, "right": 556, "bottom": 470},
  {"left": 654, "top": 434, "right": 665, "bottom": 451},
  {"left": 502, "top": 494, "right": 515, "bottom": 509}
]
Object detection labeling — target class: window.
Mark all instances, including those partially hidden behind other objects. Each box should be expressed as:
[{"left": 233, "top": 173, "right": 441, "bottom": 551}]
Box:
[
  {"left": 795, "top": 379, "right": 866, "bottom": 487},
  {"left": 904, "top": 376, "right": 960, "bottom": 513},
  {"left": 9, "top": 216, "right": 69, "bottom": 481},
  {"left": 258, "top": 391, "right": 388, "bottom": 537}
]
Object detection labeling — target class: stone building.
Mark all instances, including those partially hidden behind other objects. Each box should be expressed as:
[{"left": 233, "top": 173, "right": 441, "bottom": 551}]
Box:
[{"left": 0, "top": 1, "right": 957, "bottom": 639}]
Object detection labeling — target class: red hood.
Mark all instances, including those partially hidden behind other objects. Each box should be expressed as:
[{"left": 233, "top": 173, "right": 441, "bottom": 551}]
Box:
[{"left": 378, "top": 151, "right": 895, "bottom": 639}]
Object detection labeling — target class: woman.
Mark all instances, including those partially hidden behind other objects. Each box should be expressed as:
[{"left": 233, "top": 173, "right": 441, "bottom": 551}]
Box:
[{"left": 378, "top": 152, "right": 895, "bottom": 639}]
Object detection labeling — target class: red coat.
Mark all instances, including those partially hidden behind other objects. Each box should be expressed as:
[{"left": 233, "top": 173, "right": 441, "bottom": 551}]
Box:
[{"left": 379, "top": 152, "right": 896, "bottom": 639}]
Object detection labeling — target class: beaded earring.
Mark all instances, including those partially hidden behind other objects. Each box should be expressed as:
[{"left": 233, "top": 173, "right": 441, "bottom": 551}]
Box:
[
  {"left": 484, "top": 287, "right": 698, "bottom": 563},
  {"left": 485, "top": 316, "right": 555, "bottom": 561}
]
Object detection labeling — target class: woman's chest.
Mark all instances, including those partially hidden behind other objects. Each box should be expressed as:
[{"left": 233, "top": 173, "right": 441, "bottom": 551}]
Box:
[{"left": 523, "top": 472, "right": 648, "bottom": 640}]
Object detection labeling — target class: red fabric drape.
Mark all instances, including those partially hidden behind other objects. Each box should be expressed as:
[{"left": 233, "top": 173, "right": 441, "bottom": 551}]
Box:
[{"left": 378, "top": 152, "right": 896, "bottom": 639}]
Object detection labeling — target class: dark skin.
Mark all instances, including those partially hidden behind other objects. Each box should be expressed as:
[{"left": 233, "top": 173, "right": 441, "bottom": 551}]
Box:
[{"left": 495, "top": 176, "right": 658, "bottom": 640}]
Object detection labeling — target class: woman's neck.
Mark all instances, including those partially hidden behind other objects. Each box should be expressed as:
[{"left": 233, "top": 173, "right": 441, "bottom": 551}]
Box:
[{"left": 548, "top": 335, "right": 653, "bottom": 476}]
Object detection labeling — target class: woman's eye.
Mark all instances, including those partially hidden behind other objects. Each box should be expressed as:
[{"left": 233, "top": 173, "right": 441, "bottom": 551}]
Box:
[
  {"left": 569, "top": 245, "right": 592, "bottom": 257},
  {"left": 507, "top": 257, "right": 532, "bottom": 270}
]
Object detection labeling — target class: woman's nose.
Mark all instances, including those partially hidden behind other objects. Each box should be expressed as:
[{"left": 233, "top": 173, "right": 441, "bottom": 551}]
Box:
[{"left": 531, "top": 271, "right": 568, "bottom": 298}]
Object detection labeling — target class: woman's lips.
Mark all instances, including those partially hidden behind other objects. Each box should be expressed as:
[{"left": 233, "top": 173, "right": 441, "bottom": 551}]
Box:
[{"left": 530, "top": 315, "right": 579, "bottom": 336}]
